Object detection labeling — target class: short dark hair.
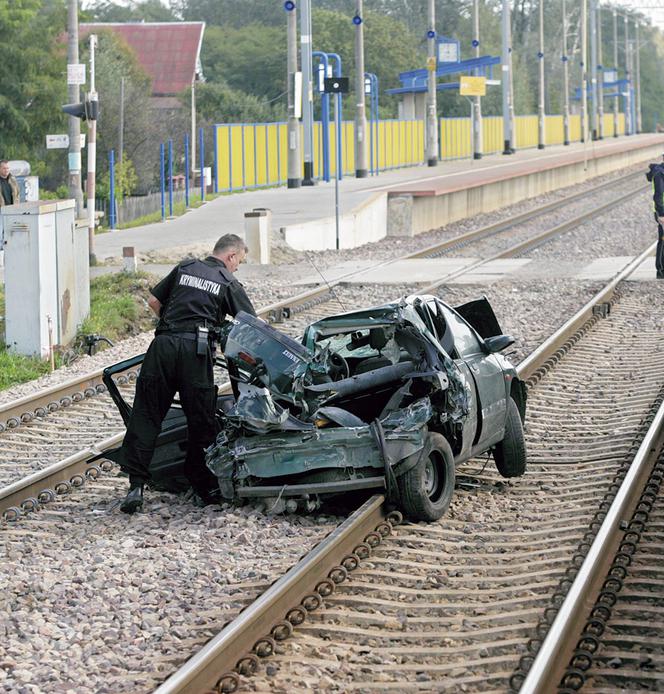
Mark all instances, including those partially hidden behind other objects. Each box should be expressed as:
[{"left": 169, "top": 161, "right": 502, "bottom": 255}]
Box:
[
  {"left": 0, "top": 160, "right": 8, "bottom": 166},
  {"left": 213, "top": 233, "right": 248, "bottom": 255}
]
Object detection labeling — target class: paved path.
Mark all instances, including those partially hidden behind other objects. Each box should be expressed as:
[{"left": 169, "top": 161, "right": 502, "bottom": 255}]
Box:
[{"left": 93, "top": 136, "right": 662, "bottom": 262}]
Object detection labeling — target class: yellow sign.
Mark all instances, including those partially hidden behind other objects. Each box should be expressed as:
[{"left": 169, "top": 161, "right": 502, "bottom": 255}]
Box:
[
  {"left": 427, "top": 56, "right": 436, "bottom": 72},
  {"left": 459, "top": 76, "right": 487, "bottom": 96}
]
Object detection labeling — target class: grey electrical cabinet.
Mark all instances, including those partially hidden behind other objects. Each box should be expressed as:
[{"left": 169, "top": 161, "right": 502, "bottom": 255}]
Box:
[{"left": 1, "top": 199, "right": 89, "bottom": 357}]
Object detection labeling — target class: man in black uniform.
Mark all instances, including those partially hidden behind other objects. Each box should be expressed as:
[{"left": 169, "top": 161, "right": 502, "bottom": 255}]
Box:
[
  {"left": 120, "top": 233, "right": 256, "bottom": 513},
  {"left": 646, "top": 156, "right": 664, "bottom": 278}
]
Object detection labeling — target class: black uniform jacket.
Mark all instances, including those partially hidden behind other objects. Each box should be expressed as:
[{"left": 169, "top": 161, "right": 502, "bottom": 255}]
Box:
[{"left": 151, "top": 256, "right": 256, "bottom": 331}]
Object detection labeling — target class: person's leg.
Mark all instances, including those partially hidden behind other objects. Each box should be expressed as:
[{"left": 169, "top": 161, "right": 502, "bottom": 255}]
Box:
[
  {"left": 657, "top": 223, "right": 664, "bottom": 278},
  {"left": 120, "top": 337, "right": 177, "bottom": 510},
  {"left": 177, "top": 341, "right": 219, "bottom": 500}
]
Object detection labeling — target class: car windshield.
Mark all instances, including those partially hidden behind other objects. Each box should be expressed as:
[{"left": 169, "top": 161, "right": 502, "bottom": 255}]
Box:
[{"left": 316, "top": 329, "right": 383, "bottom": 359}]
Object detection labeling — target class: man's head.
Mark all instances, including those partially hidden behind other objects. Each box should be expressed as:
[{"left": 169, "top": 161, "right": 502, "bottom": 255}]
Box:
[
  {"left": 0, "top": 161, "right": 9, "bottom": 179},
  {"left": 212, "top": 233, "right": 248, "bottom": 273}
]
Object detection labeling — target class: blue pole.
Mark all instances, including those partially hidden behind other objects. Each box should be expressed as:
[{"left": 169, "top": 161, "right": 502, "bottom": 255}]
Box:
[
  {"left": 199, "top": 126, "right": 205, "bottom": 201},
  {"left": 159, "top": 142, "right": 165, "bottom": 221},
  {"left": 184, "top": 133, "right": 190, "bottom": 208},
  {"left": 108, "top": 149, "right": 116, "bottom": 229},
  {"left": 168, "top": 138, "right": 173, "bottom": 217},
  {"left": 313, "top": 52, "right": 331, "bottom": 182},
  {"left": 328, "top": 53, "right": 343, "bottom": 181},
  {"left": 213, "top": 126, "right": 219, "bottom": 193}
]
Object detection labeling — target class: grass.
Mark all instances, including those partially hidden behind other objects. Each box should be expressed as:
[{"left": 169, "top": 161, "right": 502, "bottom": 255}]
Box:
[{"left": 0, "top": 271, "right": 159, "bottom": 392}]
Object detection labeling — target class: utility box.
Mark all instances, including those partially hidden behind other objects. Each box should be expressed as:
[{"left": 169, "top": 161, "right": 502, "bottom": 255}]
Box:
[{"left": 1, "top": 200, "right": 90, "bottom": 357}]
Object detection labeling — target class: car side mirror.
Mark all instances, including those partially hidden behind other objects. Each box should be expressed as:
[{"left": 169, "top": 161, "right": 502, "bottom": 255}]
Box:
[{"left": 484, "top": 334, "right": 515, "bottom": 353}]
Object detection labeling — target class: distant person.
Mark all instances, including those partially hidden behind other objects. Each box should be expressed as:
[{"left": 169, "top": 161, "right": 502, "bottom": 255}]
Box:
[
  {"left": 118, "top": 233, "right": 257, "bottom": 514},
  {"left": 0, "top": 160, "right": 19, "bottom": 207},
  {"left": 646, "top": 155, "right": 664, "bottom": 279}
]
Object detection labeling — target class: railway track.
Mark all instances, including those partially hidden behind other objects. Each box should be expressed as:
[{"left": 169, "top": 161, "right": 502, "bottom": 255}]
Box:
[
  {"left": 148, "top": 248, "right": 664, "bottom": 693},
  {"left": 0, "top": 171, "right": 660, "bottom": 692}
]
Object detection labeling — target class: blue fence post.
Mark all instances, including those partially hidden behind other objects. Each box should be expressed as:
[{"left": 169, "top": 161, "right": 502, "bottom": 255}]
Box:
[
  {"left": 168, "top": 138, "right": 173, "bottom": 217},
  {"left": 160, "top": 142, "right": 165, "bottom": 221},
  {"left": 184, "top": 133, "right": 190, "bottom": 208},
  {"left": 199, "top": 126, "right": 205, "bottom": 201},
  {"left": 108, "top": 149, "right": 116, "bottom": 229},
  {"left": 328, "top": 53, "right": 343, "bottom": 181},
  {"left": 213, "top": 126, "right": 219, "bottom": 193}
]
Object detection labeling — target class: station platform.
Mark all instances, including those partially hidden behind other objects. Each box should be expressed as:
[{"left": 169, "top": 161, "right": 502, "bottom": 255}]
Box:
[{"left": 94, "top": 134, "right": 664, "bottom": 261}]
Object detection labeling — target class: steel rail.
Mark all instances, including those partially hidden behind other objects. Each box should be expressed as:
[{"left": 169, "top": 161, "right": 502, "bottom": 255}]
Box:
[
  {"left": 1, "top": 243, "right": 656, "bottom": 520},
  {"left": 0, "top": 171, "right": 645, "bottom": 433},
  {"left": 519, "top": 389, "right": 664, "bottom": 693},
  {"left": 419, "top": 184, "right": 648, "bottom": 294},
  {"left": 152, "top": 495, "right": 389, "bottom": 694}
]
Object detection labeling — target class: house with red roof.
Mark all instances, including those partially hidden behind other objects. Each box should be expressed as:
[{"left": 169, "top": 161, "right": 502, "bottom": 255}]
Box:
[{"left": 79, "top": 21, "right": 205, "bottom": 109}]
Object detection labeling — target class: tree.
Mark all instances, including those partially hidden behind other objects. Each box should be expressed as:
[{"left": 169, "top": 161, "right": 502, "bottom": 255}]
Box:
[{"left": 82, "top": 0, "right": 176, "bottom": 22}]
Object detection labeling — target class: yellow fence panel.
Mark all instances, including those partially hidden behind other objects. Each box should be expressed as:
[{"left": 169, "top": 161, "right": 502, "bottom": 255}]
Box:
[
  {"left": 483, "top": 117, "right": 503, "bottom": 154},
  {"left": 545, "top": 115, "right": 564, "bottom": 145},
  {"left": 215, "top": 111, "right": 627, "bottom": 191}
]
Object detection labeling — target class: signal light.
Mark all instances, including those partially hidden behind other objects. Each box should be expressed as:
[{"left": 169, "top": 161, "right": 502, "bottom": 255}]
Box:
[
  {"left": 352, "top": 14, "right": 362, "bottom": 25},
  {"left": 62, "top": 99, "right": 99, "bottom": 121},
  {"left": 284, "top": 1, "right": 295, "bottom": 10}
]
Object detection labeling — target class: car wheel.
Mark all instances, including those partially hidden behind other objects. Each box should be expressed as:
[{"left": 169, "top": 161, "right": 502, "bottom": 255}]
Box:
[
  {"left": 397, "top": 432, "right": 455, "bottom": 522},
  {"left": 493, "top": 397, "right": 527, "bottom": 478}
]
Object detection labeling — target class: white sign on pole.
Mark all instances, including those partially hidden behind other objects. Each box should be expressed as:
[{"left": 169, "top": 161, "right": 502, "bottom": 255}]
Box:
[
  {"left": 438, "top": 42, "right": 459, "bottom": 63},
  {"left": 46, "top": 134, "right": 69, "bottom": 149},
  {"left": 294, "top": 71, "right": 303, "bottom": 119},
  {"left": 67, "top": 63, "right": 86, "bottom": 85},
  {"left": 603, "top": 69, "right": 618, "bottom": 83}
]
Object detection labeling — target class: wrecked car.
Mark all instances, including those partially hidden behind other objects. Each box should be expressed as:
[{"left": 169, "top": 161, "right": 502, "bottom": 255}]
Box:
[{"left": 97, "top": 295, "right": 527, "bottom": 522}]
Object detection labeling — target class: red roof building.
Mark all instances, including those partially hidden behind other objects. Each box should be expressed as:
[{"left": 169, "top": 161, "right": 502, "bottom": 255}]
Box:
[{"left": 80, "top": 22, "right": 205, "bottom": 97}]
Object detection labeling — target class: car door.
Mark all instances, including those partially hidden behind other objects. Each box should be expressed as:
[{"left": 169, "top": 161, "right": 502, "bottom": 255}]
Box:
[{"left": 440, "top": 304, "right": 507, "bottom": 450}]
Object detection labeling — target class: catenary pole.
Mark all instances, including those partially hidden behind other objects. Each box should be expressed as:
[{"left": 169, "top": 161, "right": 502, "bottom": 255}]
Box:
[
  {"left": 562, "top": 0, "right": 571, "bottom": 145},
  {"left": 426, "top": 0, "right": 438, "bottom": 166},
  {"left": 613, "top": 8, "right": 619, "bottom": 136},
  {"left": 354, "top": 0, "right": 368, "bottom": 177},
  {"left": 300, "top": 0, "right": 315, "bottom": 184},
  {"left": 119, "top": 76, "right": 125, "bottom": 163},
  {"left": 87, "top": 34, "right": 98, "bottom": 265},
  {"left": 590, "top": 0, "right": 598, "bottom": 139},
  {"left": 537, "top": 0, "right": 545, "bottom": 149},
  {"left": 286, "top": 2, "right": 301, "bottom": 188},
  {"left": 635, "top": 20, "right": 642, "bottom": 133},
  {"left": 66, "top": 0, "right": 84, "bottom": 217},
  {"left": 624, "top": 14, "right": 632, "bottom": 135},
  {"left": 501, "top": 0, "right": 514, "bottom": 154},
  {"left": 472, "top": 0, "right": 483, "bottom": 159},
  {"left": 581, "top": 0, "right": 588, "bottom": 144},
  {"left": 597, "top": 2, "right": 604, "bottom": 139}
]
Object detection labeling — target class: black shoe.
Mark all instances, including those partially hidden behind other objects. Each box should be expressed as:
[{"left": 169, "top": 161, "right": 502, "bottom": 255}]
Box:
[
  {"left": 120, "top": 485, "right": 144, "bottom": 514},
  {"left": 191, "top": 488, "right": 220, "bottom": 507},
  {"left": 657, "top": 272, "right": 664, "bottom": 279}
]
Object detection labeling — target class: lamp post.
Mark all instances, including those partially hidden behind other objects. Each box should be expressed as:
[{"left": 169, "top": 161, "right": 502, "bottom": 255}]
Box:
[
  {"left": 472, "top": 0, "right": 483, "bottom": 159},
  {"left": 562, "top": 0, "right": 570, "bottom": 145},
  {"left": 285, "top": 0, "right": 301, "bottom": 188},
  {"left": 425, "top": 0, "right": 438, "bottom": 166},
  {"left": 501, "top": 0, "right": 515, "bottom": 154},
  {"left": 597, "top": 2, "right": 604, "bottom": 139},
  {"left": 537, "top": 0, "right": 545, "bottom": 149},
  {"left": 300, "top": 0, "right": 315, "bottom": 184},
  {"left": 613, "top": 8, "right": 619, "bottom": 137},
  {"left": 353, "top": 0, "right": 369, "bottom": 177}
]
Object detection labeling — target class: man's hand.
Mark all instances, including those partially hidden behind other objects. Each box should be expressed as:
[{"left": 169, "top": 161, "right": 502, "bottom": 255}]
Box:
[
  {"left": 658, "top": 216, "right": 664, "bottom": 225},
  {"left": 147, "top": 294, "right": 162, "bottom": 317}
]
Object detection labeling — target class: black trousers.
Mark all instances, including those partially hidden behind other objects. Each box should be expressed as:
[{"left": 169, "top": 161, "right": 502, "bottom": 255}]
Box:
[
  {"left": 121, "top": 334, "right": 218, "bottom": 494},
  {"left": 657, "top": 219, "right": 664, "bottom": 276}
]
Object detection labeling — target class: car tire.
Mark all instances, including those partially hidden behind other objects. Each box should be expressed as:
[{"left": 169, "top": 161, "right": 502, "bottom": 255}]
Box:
[
  {"left": 493, "top": 397, "right": 527, "bottom": 478},
  {"left": 397, "top": 432, "right": 455, "bottom": 522}
]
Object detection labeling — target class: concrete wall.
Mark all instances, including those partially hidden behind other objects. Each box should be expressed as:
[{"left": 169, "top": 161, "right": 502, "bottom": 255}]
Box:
[
  {"left": 283, "top": 192, "right": 387, "bottom": 251},
  {"left": 391, "top": 140, "right": 664, "bottom": 238}
]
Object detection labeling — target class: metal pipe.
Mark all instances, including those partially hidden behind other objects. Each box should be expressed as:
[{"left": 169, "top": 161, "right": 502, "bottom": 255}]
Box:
[
  {"left": 537, "top": 0, "right": 545, "bottom": 149},
  {"left": 589, "top": 0, "right": 598, "bottom": 139},
  {"left": 286, "top": 1, "right": 301, "bottom": 188},
  {"left": 327, "top": 53, "right": 344, "bottom": 181},
  {"left": 635, "top": 21, "right": 642, "bottom": 133},
  {"left": 597, "top": 2, "right": 604, "bottom": 139},
  {"left": 313, "top": 52, "right": 331, "bottom": 182},
  {"left": 354, "top": 0, "right": 369, "bottom": 177},
  {"left": 300, "top": 0, "right": 315, "bottom": 184},
  {"left": 472, "top": 0, "right": 483, "bottom": 159},
  {"left": 501, "top": 0, "right": 514, "bottom": 154},
  {"left": 625, "top": 14, "right": 632, "bottom": 135},
  {"left": 581, "top": 0, "right": 588, "bottom": 143},
  {"left": 66, "top": 0, "right": 84, "bottom": 217},
  {"left": 86, "top": 33, "right": 98, "bottom": 265},
  {"left": 562, "top": 0, "right": 570, "bottom": 145},
  {"left": 613, "top": 8, "right": 619, "bottom": 136},
  {"left": 426, "top": 0, "right": 438, "bottom": 166}
]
